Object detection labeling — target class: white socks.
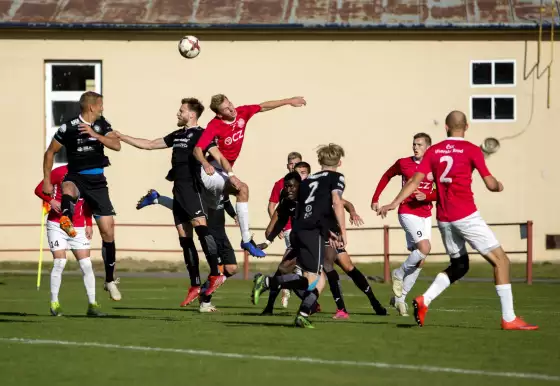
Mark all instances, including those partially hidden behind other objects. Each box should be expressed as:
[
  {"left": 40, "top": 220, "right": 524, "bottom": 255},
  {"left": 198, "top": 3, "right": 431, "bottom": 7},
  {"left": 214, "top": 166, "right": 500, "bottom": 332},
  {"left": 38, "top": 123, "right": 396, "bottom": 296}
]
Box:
[
  {"left": 496, "top": 283, "right": 516, "bottom": 322},
  {"left": 402, "top": 250, "right": 426, "bottom": 276},
  {"left": 50, "top": 258, "right": 67, "bottom": 302},
  {"left": 79, "top": 258, "right": 97, "bottom": 304},
  {"left": 423, "top": 273, "right": 451, "bottom": 306},
  {"left": 236, "top": 202, "right": 251, "bottom": 243}
]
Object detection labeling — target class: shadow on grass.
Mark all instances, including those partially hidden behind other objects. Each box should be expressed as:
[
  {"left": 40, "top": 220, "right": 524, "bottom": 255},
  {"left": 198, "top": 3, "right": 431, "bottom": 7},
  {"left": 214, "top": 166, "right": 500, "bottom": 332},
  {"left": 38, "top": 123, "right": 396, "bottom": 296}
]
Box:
[
  {"left": 0, "top": 318, "right": 38, "bottom": 323},
  {"left": 0, "top": 312, "right": 40, "bottom": 317}
]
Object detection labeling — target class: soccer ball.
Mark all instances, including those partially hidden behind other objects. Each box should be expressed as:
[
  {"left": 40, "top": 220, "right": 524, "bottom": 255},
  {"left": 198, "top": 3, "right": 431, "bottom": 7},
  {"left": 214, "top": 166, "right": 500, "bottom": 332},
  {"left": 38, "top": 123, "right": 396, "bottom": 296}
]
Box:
[{"left": 178, "top": 35, "right": 201, "bottom": 59}]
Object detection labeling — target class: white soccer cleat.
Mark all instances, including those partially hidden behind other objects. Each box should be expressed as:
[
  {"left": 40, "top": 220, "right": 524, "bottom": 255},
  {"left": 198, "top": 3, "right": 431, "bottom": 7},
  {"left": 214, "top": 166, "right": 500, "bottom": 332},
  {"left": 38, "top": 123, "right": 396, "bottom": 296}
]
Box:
[
  {"left": 391, "top": 269, "right": 404, "bottom": 298},
  {"left": 199, "top": 302, "right": 218, "bottom": 313},
  {"left": 389, "top": 296, "right": 409, "bottom": 317},
  {"left": 104, "top": 279, "right": 122, "bottom": 301},
  {"left": 281, "top": 289, "right": 291, "bottom": 308}
]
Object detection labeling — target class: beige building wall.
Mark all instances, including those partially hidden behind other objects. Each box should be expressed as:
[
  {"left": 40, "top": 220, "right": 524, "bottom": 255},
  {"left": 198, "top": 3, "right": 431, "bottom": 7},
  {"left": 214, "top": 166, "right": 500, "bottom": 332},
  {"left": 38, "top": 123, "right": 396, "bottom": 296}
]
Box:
[{"left": 0, "top": 31, "right": 558, "bottom": 266}]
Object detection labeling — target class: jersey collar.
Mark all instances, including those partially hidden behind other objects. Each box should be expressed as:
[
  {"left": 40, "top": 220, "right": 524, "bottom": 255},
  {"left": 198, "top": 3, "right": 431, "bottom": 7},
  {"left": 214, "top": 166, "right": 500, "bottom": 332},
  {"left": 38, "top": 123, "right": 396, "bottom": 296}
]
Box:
[
  {"left": 79, "top": 115, "right": 92, "bottom": 125},
  {"left": 447, "top": 137, "right": 465, "bottom": 141}
]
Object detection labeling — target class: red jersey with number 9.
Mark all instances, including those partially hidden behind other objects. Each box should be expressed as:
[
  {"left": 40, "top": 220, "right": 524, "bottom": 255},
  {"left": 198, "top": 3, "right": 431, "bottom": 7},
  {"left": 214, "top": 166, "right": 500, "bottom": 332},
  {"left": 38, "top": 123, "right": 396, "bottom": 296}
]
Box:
[{"left": 417, "top": 137, "right": 491, "bottom": 222}]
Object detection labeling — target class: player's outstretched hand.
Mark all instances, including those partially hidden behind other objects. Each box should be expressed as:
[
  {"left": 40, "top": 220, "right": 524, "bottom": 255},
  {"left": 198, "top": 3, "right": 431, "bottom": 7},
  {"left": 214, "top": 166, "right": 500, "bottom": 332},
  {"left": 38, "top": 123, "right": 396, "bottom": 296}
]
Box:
[
  {"left": 414, "top": 190, "right": 427, "bottom": 201},
  {"left": 371, "top": 202, "right": 379, "bottom": 212},
  {"left": 49, "top": 199, "right": 61, "bottom": 213},
  {"left": 349, "top": 212, "right": 364, "bottom": 227},
  {"left": 85, "top": 226, "right": 93, "bottom": 240},
  {"left": 289, "top": 97, "right": 306, "bottom": 107},
  {"left": 376, "top": 203, "right": 397, "bottom": 218},
  {"left": 497, "top": 181, "right": 504, "bottom": 192},
  {"left": 78, "top": 123, "right": 96, "bottom": 137}
]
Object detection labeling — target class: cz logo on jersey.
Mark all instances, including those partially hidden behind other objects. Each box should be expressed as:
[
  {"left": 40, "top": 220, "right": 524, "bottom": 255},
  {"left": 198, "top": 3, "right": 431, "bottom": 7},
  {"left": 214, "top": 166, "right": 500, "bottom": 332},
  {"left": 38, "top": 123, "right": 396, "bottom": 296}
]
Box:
[{"left": 224, "top": 130, "right": 244, "bottom": 145}]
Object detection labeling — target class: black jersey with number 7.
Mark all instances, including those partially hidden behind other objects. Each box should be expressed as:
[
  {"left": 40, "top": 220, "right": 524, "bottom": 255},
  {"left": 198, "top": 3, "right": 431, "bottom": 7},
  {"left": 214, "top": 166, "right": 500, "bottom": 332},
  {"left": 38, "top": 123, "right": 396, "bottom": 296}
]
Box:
[{"left": 293, "top": 170, "right": 345, "bottom": 235}]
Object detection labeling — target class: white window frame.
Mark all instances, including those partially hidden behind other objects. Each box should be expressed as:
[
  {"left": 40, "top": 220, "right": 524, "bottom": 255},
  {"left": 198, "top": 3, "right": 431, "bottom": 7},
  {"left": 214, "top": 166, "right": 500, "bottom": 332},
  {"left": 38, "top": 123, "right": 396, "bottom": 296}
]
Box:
[
  {"left": 470, "top": 95, "right": 517, "bottom": 123},
  {"left": 45, "top": 61, "right": 102, "bottom": 167},
  {"left": 470, "top": 60, "right": 516, "bottom": 88}
]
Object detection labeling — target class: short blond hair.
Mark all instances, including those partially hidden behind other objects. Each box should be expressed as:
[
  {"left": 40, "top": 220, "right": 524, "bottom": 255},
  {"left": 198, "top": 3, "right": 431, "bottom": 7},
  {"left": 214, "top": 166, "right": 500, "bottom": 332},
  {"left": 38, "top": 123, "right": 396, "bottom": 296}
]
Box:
[
  {"left": 317, "top": 143, "right": 345, "bottom": 167},
  {"left": 210, "top": 94, "right": 227, "bottom": 114}
]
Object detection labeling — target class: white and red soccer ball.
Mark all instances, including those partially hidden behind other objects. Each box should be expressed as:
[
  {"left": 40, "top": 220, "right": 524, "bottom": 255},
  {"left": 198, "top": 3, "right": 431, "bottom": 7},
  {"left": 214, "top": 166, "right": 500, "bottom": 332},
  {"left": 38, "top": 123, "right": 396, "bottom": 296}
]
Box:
[{"left": 178, "top": 35, "right": 201, "bottom": 59}]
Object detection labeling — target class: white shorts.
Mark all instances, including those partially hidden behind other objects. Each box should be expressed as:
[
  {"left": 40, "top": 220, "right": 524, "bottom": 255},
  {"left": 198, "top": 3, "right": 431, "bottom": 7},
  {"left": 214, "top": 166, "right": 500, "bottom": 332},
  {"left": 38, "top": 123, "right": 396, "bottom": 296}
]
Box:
[
  {"left": 46, "top": 221, "right": 90, "bottom": 252},
  {"left": 438, "top": 211, "right": 500, "bottom": 258},
  {"left": 283, "top": 229, "right": 292, "bottom": 248},
  {"left": 200, "top": 160, "right": 229, "bottom": 209},
  {"left": 398, "top": 214, "right": 432, "bottom": 251}
]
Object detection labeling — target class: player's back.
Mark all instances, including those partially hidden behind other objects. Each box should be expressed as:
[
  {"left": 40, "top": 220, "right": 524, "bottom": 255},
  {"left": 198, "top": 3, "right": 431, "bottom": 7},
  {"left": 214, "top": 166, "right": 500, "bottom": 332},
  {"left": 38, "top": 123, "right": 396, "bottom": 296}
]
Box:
[
  {"left": 293, "top": 170, "right": 345, "bottom": 235},
  {"left": 420, "top": 137, "right": 491, "bottom": 222}
]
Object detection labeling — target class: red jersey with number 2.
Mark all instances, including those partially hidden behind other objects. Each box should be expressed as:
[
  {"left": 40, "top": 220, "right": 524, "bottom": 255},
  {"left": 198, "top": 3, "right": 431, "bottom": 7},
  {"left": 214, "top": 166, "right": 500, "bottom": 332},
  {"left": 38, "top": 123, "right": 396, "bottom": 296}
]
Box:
[
  {"left": 371, "top": 157, "right": 436, "bottom": 218},
  {"left": 196, "top": 105, "right": 262, "bottom": 166},
  {"left": 417, "top": 137, "right": 491, "bottom": 222}
]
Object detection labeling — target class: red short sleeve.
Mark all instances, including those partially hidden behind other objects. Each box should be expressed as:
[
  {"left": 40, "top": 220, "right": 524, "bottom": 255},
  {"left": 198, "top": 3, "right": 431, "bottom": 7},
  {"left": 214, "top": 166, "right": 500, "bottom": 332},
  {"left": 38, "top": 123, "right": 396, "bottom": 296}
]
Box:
[
  {"left": 238, "top": 105, "right": 262, "bottom": 121},
  {"left": 472, "top": 147, "right": 492, "bottom": 178},
  {"left": 196, "top": 122, "right": 218, "bottom": 151},
  {"left": 269, "top": 179, "right": 283, "bottom": 203}
]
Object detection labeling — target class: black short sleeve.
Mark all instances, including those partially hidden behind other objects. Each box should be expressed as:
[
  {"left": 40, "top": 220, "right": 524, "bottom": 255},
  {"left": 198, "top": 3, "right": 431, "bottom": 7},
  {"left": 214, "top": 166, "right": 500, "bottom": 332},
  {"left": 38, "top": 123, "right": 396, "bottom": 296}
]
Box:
[
  {"left": 53, "top": 123, "right": 68, "bottom": 145},
  {"left": 163, "top": 132, "right": 174, "bottom": 148},
  {"left": 330, "top": 172, "right": 345, "bottom": 195}
]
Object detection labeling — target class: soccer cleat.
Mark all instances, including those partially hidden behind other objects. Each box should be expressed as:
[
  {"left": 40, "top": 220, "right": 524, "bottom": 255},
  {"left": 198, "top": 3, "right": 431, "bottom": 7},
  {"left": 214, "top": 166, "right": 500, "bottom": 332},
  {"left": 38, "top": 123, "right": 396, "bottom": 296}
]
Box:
[
  {"left": 251, "top": 273, "right": 266, "bottom": 305},
  {"left": 199, "top": 302, "right": 218, "bottom": 313},
  {"left": 136, "top": 189, "right": 160, "bottom": 210},
  {"left": 390, "top": 296, "right": 409, "bottom": 316},
  {"left": 295, "top": 314, "right": 315, "bottom": 329},
  {"left": 501, "top": 317, "right": 539, "bottom": 330},
  {"left": 391, "top": 269, "right": 404, "bottom": 298},
  {"left": 59, "top": 216, "right": 77, "bottom": 238},
  {"left": 50, "top": 301, "right": 63, "bottom": 316},
  {"left": 206, "top": 275, "right": 227, "bottom": 296},
  {"left": 281, "top": 289, "right": 291, "bottom": 308},
  {"left": 104, "top": 279, "right": 122, "bottom": 301},
  {"left": 87, "top": 303, "right": 107, "bottom": 317},
  {"left": 241, "top": 239, "right": 266, "bottom": 258},
  {"left": 413, "top": 295, "right": 428, "bottom": 327},
  {"left": 332, "top": 309, "right": 350, "bottom": 319},
  {"left": 180, "top": 286, "right": 201, "bottom": 307}
]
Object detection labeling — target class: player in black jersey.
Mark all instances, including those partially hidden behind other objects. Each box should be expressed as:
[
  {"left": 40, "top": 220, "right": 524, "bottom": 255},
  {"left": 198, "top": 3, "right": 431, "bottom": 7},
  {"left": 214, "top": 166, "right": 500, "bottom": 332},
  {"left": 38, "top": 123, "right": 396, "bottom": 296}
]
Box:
[
  {"left": 134, "top": 188, "right": 239, "bottom": 312},
  {"left": 43, "top": 91, "right": 123, "bottom": 301},
  {"left": 115, "top": 98, "right": 227, "bottom": 300},
  {"left": 252, "top": 144, "right": 347, "bottom": 328}
]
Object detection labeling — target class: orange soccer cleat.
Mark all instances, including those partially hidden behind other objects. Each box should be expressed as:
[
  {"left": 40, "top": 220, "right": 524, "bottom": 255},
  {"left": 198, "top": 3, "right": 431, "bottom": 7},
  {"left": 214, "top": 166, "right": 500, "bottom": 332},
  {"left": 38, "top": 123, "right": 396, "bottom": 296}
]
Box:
[
  {"left": 501, "top": 317, "right": 539, "bottom": 330},
  {"left": 59, "top": 216, "right": 77, "bottom": 238},
  {"left": 180, "top": 286, "right": 200, "bottom": 307},
  {"left": 413, "top": 296, "right": 428, "bottom": 327}
]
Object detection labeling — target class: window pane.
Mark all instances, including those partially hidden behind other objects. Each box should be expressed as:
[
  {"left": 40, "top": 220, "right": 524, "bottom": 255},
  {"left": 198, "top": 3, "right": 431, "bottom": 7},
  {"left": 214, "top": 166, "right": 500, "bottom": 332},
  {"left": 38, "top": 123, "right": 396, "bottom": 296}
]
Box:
[
  {"left": 494, "top": 98, "right": 514, "bottom": 120},
  {"left": 52, "top": 101, "right": 81, "bottom": 126},
  {"left": 52, "top": 65, "right": 96, "bottom": 91},
  {"left": 472, "top": 97, "right": 492, "bottom": 120},
  {"left": 472, "top": 62, "right": 492, "bottom": 85},
  {"left": 494, "top": 62, "right": 514, "bottom": 85}
]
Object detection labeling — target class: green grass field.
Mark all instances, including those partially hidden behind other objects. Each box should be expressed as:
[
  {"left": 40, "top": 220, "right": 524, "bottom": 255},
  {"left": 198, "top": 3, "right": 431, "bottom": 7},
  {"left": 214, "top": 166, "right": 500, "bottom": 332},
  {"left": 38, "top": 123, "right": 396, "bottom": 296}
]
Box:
[{"left": 1, "top": 268, "right": 559, "bottom": 386}]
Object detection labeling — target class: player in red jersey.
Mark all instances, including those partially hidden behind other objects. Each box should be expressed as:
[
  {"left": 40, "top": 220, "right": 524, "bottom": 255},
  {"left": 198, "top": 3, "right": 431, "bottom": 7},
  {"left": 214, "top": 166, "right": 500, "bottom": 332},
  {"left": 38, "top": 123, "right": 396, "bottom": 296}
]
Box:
[
  {"left": 194, "top": 94, "right": 306, "bottom": 257},
  {"left": 35, "top": 165, "right": 104, "bottom": 317},
  {"left": 377, "top": 111, "right": 538, "bottom": 330},
  {"left": 371, "top": 133, "right": 436, "bottom": 316}
]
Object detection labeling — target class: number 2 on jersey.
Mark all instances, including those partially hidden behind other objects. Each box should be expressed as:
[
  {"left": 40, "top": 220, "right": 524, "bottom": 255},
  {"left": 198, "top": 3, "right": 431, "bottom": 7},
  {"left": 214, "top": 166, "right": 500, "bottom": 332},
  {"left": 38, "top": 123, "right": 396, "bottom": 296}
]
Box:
[
  {"left": 439, "top": 156, "right": 453, "bottom": 183},
  {"left": 305, "top": 181, "right": 319, "bottom": 204}
]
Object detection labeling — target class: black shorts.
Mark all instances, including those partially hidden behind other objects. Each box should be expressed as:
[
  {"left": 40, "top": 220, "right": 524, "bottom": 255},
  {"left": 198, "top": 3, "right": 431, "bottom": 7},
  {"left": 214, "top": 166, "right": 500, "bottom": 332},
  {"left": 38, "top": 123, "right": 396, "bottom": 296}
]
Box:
[
  {"left": 172, "top": 178, "right": 207, "bottom": 226},
  {"left": 291, "top": 229, "right": 325, "bottom": 275},
  {"left": 208, "top": 224, "right": 236, "bottom": 265},
  {"left": 65, "top": 172, "right": 115, "bottom": 217}
]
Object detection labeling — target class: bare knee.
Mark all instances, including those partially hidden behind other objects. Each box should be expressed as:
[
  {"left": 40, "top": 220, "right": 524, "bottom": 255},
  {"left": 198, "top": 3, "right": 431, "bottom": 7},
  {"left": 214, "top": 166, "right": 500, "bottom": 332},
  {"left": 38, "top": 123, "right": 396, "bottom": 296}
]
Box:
[
  {"left": 97, "top": 217, "right": 115, "bottom": 242},
  {"left": 278, "top": 259, "right": 295, "bottom": 274},
  {"left": 224, "top": 264, "right": 238, "bottom": 276},
  {"left": 61, "top": 181, "right": 78, "bottom": 198},
  {"left": 484, "top": 246, "right": 510, "bottom": 268},
  {"left": 417, "top": 240, "right": 431, "bottom": 256},
  {"left": 236, "top": 182, "right": 249, "bottom": 202}
]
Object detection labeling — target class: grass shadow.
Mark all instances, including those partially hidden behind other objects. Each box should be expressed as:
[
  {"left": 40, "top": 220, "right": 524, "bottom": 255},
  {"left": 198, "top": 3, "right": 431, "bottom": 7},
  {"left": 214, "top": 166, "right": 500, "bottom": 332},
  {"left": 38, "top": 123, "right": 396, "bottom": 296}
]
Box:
[
  {"left": 0, "top": 319, "right": 38, "bottom": 323},
  {"left": 0, "top": 312, "right": 40, "bottom": 317},
  {"left": 64, "top": 314, "right": 182, "bottom": 322}
]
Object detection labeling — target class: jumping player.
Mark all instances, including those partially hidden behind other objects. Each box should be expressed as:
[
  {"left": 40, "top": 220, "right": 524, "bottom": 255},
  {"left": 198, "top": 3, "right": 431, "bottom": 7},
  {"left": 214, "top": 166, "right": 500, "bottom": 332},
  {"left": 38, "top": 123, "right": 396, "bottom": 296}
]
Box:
[
  {"left": 371, "top": 133, "right": 436, "bottom": 316},
  {"left": 35, "top": 165, "right": 104, "bottom": 316},
  {"left": 194, "top": 94, "right": 307, "bottom": 257},
  {"left": 252, "top": 144, "right": 347, "bottom": 328},
  {"left": 377, "top": 111, "right": 538, "bottom": 330},
  {"left": 135, "top": 189, "right": 239, "bottom": 313},
  {"left": 115, "top": 98, "right": 226, "bottom": 300},
  {"left": 42, "top": 91, "right": 122, "bottom": 301}
]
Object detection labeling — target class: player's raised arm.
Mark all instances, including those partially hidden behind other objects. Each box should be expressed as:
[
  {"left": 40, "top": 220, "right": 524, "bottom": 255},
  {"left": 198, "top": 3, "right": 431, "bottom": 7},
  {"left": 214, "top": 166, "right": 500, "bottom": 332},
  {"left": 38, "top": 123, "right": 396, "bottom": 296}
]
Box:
[
  {"left": 343, "top": 199, "right": 364, "bottom": 226},
  {"left": 78, "top": 123, "right": 121, "bottom": 151},
  {"left": 259, "top": 97, "right": 306, "bottom": 112},
  {"left": 115, "top": 132, "right": 167, "bottom": 150}
]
